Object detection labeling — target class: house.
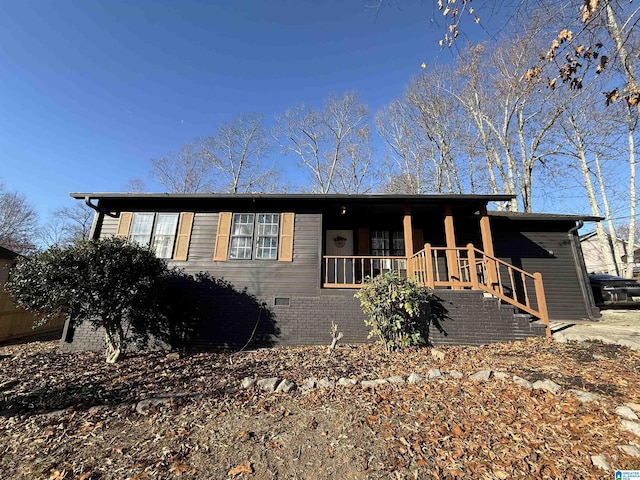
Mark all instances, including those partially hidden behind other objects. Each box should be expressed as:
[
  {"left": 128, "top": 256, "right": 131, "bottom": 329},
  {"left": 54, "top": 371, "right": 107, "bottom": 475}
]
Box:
[
  {"left": 0, "top": 246, "right": 67, "bottom": 344},
  {"left": 62, "top": 193, "right": 601, "bottom": 351},
  {"left": 0, "top": 245, "right": 20, "bottom": 285},
  {"left": 580, "top": 230, "right": 640, "bottom": 277}
]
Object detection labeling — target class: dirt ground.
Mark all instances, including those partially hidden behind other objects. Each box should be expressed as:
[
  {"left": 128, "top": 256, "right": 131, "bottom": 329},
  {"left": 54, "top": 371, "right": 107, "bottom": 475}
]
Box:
[{"left": 0, "top": 335, "right": 639, "bottom": 479}]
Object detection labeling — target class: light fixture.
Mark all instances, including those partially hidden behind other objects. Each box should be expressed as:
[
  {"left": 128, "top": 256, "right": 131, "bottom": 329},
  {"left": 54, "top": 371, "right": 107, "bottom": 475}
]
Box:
[{"left": 340, "top": 206, "right": 347, "bottom": 215}]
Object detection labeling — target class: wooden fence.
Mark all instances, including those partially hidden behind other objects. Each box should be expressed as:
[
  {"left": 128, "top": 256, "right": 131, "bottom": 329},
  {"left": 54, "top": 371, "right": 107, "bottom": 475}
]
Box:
[{"left": 0, "top": 289, "right": 65, "bottom": 343}]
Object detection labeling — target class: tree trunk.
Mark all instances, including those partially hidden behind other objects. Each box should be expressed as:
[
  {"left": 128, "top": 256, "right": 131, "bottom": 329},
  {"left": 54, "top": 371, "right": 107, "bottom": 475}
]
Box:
[
  {"left": 572, "top": 123, "right": 618, "bottom": 274},
  {"left": 595, "top": 151, "right": 625, "bottom": 276},
  {"left": 626, "top": 109, "right": 637, "bottom": 277},
  {"left": 104, "top": 329, "right": 126, "bottom": 364}
]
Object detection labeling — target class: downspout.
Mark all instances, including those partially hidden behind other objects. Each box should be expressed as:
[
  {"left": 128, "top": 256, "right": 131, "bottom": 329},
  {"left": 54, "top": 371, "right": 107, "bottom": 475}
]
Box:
[
  {"left": 84, "top": 195, "right": 119, "bottom": 241},
  {"left": 568, "top": 220, "right": 600, "bottom": 320},
  {"left": 84, "top": 196, "right": 118, "bottom": 218}
]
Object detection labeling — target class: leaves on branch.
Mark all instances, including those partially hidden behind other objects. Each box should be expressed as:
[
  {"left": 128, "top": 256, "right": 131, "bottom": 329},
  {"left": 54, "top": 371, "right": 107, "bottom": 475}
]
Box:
[
  {"left": 558, "top": 29, "right": 574, "bottom": 43},
  {"left": 439, "top": 0, "right": 478, "bottom": 48},
  {"left": 604, "top": 88, "right": 620, "bottom": 106},
  {"left": 627, "top": 90, "right": 640, "bottom": 106},
  {"left": 581, "top": 0, "right": 600, "bottom": 23},
  {"left": 596, "top": 55, "right": 608, "bottom": 74}
]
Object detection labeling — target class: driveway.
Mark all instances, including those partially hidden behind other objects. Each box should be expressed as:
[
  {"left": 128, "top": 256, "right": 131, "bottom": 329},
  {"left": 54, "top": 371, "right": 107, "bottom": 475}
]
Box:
[{"left": 553, "top": 308, "right": 640, "bottom": 350}]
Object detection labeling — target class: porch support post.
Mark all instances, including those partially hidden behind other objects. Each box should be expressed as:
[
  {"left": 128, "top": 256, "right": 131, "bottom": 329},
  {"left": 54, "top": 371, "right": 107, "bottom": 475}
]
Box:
[
  {"left": 479, "top": 205, "right": 496, "bottom": 257},
  {"left": 467, "top": 243, "right": 479, "bottom": 289},
  {"left": 403, "top": 205, "right": 414, "bottom": 277},
  {"left": 443, "top": 204, "right": 460, "bottom": 289},
  {"left": 424, "top": 243, "right": 434, "bottom": 288},
  {"left": 479, "top": 205, "right": 498, "bottom": 287},
  {"left": 533, "top": 272, "right": 551, "bottom": 338}
]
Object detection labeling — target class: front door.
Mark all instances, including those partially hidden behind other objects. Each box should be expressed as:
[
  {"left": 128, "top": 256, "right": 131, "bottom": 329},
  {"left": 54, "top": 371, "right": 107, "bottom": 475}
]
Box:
[{"left": 326, "top": 230, "right": 354, "bottom": 285}]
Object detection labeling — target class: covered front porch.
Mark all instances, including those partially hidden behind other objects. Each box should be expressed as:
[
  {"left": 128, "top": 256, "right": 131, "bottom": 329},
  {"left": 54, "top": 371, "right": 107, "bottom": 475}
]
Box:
[{"left": 320, "top": 197, "right": 550, "bottom": 336}]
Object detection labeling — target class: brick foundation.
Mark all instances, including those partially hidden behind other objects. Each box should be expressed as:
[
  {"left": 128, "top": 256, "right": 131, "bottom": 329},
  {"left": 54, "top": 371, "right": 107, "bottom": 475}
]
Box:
[{"left": 60, "top": 289, "right": 545, "bottom": 352}]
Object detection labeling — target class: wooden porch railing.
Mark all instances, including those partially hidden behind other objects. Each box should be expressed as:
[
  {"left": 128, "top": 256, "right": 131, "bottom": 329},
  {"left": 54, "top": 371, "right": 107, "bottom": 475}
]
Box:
[
  {"left": 409, "top": 243, "right": 550, "bottom": 337},
  {"left": 323, "top": 255, "right": 407, "bottom": 288},
  {"left": 322, "top": 243, "right": 550, "bottom": 337}
]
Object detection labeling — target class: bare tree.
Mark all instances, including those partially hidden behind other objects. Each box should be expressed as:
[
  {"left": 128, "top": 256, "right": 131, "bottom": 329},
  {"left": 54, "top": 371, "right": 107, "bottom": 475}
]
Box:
[
  {"left": 39, "top": 217, "right": 72, "bottom": 248},
  {"left": 335, "top": 124, "right": 376, "bottom": 193},
  {"left": 620, "top": 102, "right": 638, "bottom": 276},
  {"left": 151, "top": 142, "right": 213, "bottom": 193},
  {"left": 558, "top": 82, "right": 623, "bottom": 274},
  {"left": 408, "top": 69, "right": 468, "bottom": 193},
  {"left": 451, "top": 27, "right": 569, "bottom": 212},
  {"left": 39, "top": 204, "right": 94, "bottom": 248},
  {"left": 199, "top": 113, "right": 279, "bottom": 193},
  {"left": 277, "top": 91, "right": 374, "bottom": 193},
  {"left": 376, "top": 99, "right": 431, "bottom": 194},
  {"left": 0, "top": 184, "right": 38, "bottom": 254},
  {"left": 59, "top": 204, "right": 93, "bottom": 242},
  {"left": 124, "top": 178, "right": 147, "bottom": 192},
  {"left": 376, "top": 68, "right": 470, "bottom": 193}
]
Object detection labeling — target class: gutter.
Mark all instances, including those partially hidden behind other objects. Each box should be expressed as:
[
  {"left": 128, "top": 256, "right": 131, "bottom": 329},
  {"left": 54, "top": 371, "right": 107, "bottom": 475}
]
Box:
[
  {"left": 82, "top": 196, "right": 115, "bottom": 242},
  {"left": 84, "top": 196, "right": 118, "bottom": 218},
  {"left": 568, "top": 220, "right": 601, "bottom": 320}
]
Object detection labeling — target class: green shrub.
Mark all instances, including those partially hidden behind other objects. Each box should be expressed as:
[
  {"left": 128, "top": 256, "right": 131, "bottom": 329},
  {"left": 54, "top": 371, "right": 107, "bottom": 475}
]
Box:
[
  {"left": 354, "top": 271, "right": 433, "bottom": 351},
  {"left": 7, "top": 237, "right": 169, "bottom": 363}
]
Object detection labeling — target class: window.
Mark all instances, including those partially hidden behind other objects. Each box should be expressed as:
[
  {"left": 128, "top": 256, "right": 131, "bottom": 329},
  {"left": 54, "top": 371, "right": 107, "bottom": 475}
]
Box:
[
  {"left": 371, "top": 230, "right": 406, "bottom": 272},
  {"left": 229, "top": 213, "right": 280, "bottom": 260},
  {"left": 129, "top": 213, "right": 154, "bottom": 246},
  {"left": 129, "top": 213, "right": 179, "bottom": 259},
  {"left": 255, "top": 214, "right": 279, "bottom": 259},
  {"left": 371, "top": 230, "right": 405, "bottom": 256},
  {"left": 152, "top": 214, "right": 180, "bottom": 258}
]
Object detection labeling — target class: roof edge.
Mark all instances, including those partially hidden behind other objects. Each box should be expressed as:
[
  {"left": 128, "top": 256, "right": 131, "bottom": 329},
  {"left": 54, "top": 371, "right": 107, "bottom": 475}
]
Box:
[
  {"left": 70, "top": 192, "right": 516, "bottom": 201},
  {"left": 488, "top": 210, "right": 602, "bottom": 222}
]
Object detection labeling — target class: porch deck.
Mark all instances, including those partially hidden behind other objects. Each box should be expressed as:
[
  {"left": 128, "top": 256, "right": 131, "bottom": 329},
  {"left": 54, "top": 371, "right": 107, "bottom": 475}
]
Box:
[{"left": 323, "top": 243, "right": 551, "bottom": 337}]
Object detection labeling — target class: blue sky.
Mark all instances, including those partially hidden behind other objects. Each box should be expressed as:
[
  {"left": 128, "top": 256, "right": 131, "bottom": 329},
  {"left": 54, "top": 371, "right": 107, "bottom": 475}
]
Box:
[{"left": 1, "top": 0, "right": 519, "bottom": 219}]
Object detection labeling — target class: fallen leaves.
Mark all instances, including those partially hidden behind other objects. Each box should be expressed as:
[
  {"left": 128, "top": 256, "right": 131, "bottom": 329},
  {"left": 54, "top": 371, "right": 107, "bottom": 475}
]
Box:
[
  {"left": 0, "top": 338, "right": 638, "bottom": 479},
  {"left": 169, "top": 462, "right": 196, "bottom": 477},
  {"left": 227, "top": 462, "right": 253, "bottom": 477}
]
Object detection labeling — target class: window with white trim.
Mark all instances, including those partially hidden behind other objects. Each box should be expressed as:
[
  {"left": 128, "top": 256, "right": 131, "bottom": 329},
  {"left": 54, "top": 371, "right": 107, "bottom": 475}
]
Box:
[
  {"left": 129, "top": 213, "right": 179, "bottom": 259},
  {"left": 229, "top": 213, "right": 280, "bottom": 260}
]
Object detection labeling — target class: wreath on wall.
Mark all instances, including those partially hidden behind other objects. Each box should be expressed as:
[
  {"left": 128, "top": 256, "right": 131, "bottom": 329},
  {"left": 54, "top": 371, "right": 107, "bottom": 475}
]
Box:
[{"left": 333, "top": 236, "right": 347, "bottom": 249}]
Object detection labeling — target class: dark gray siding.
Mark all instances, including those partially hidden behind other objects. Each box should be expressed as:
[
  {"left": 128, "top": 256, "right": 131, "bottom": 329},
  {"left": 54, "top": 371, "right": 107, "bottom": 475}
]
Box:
[
  {"left": 492, "top": 220, "right": 590, "bottom": 321},
  {"left": 181, "top": 212, "right": 321, "bottom": 296},
  {"left": 100, "top": 212, "right": 322, "bottom": 297}
]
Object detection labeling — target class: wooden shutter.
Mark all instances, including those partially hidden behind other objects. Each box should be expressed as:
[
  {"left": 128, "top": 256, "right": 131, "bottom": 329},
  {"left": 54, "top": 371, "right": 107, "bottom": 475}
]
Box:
[
  {"left": 115, "top": 212, "right": 132, "bottom": 238},
  {"left": 278, "top": 212, "right": 295, "bottom": 262},
  {"left": 172, "top": 212, "right": 194, "bottom": 261},
  {"left": 213, "top": 212, "right": 232, "bottom": 261},
  {"left": 412, "top": 228, "right": 424, "bottom": 254},
  {"left": 357, "top": 228, "right": 369, "bottom": 254}
]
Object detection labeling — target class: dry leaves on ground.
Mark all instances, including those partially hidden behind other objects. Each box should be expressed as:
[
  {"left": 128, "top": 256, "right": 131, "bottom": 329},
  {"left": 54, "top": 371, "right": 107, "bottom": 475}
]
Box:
[{"left": 0, "top": 337, "right": 638, "bottom": 479}]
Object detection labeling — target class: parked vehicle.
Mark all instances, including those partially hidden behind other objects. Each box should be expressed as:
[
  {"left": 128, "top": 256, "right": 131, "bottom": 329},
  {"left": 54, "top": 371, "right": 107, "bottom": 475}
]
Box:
[{"left": 589, "top": 274, "right": 640, "bottom": 307}]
